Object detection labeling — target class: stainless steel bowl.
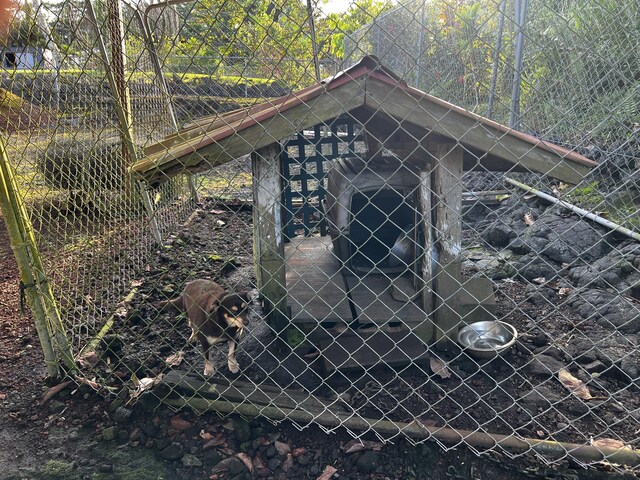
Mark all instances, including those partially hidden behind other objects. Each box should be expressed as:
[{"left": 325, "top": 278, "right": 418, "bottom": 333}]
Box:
[{"left": 457, "top": 321, "right": 518, "bottom": 359}]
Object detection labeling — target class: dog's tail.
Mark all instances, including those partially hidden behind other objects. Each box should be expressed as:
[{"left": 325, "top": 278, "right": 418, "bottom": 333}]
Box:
[{"left": 155, "top": 295, "right": 184, "bottom": 313}]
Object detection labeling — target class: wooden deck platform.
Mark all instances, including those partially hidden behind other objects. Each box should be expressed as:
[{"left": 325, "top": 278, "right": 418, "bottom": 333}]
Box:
[
  {"left": 285, "top": 236, "right": 426, "bottom": 327},
  {"left": 285, "top": 237, "right": 353, "bottom": 324}
]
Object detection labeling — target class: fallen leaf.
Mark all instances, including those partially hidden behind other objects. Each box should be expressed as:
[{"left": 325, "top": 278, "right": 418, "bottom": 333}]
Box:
[
  {"left": 236, "top": 453, "right": 254, "bottom": 475},
  {"left": 281, "top": 454, "right": 294, "bottom": 472},
  {"left": 170, "top": 416, "right": 192, "bottom": 431},
  {"left": 341, "top": 439, "right": 384, "bottom": 454},
  {"left": 524, "top": 211, "right": 535, "bottom": 226},
  {"left": 210, "top": 209, "right": 225, "bottom": 214},
  {"left": 128, "top": 375, "right": 163, "bottom": 403},
  {"left": 131, "top": 279, "right": 144, "bottom": 287},
  {"left": 292, "top": 447, "right": 306, "bottom": 458},
  {"left": 558, "top": 368, "right": 593, "bottom": 400},
  {"left": 274, "top": 440, "right": 291, "bottom": 456},
  {"left": 317, "top": 465, "right": 338, "bottom": 480},
  {"left": 165, "top": 351, "right": 185, "bottom": 367},
  {"left": 200, "top": 430, "right": 214, "bottom": 441},
  {"left": 558, "top": 287, "right": 572, "bottom": 296},
  {"left": 75, "top": 377, "right": 103, "bottom": 391},
  {"left": 40, "top": 380, "right": 73, "bottom": 404},
  {"left": 591, "top": 438, "right": 630, "bottom": 450},
  {"left": 429, "top": 356, "right": 451, "bottom": 379},
  {"left": 0, "top": 393, "right": 6, "bottom": 401},
  {"left": 203, "top": 433, "right": 226, "bottom": 449},
  {"left": 76, "top": 351, "right": 99, "bottom": 369},
  {"left": 252, "top": 454, "right": 269, "bottom": 477},
  {"left": 532, "top": 277, "right": 547, "bottom": 285},
  {"left": 216, "top": 219, "right": 226, "bottom": 227}
]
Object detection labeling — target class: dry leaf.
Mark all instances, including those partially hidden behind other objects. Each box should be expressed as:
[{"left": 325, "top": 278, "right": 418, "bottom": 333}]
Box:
[
  {"left": 429, "top": 356, "right": 451, "bottom": 379},
  {"left": 200, "top": 430, "right": 214, "bottom": 441},
  {"left": 252, "top": 454, "right": 269, "bottom": 476},
  {"left": 274, "top": 440, "right": 291, "bottom": 456},
  {"left": 165, "top": 351, "right": 185, "bottom": 367},
  {"left": 210, "top": 209, "right": 225, "bottom": 214},
  {"left": 341, "top": 439, "right": 384, "bottom": 454},
  {"left": 170, "top": 416, "right": 192, "bottom": 431},
  {"left": 131, "top": 279, "right": 143, "bottom": 287},
  {"left": 532, "top": 277, "right": 547, "bottom": 285},
  {"left": 281, "top": 454, "right": 294, "bottom": 472},
  {"left": 317, "top": 465, "right": 338, "bottom": 480},
  {"left": 75, "top": 377, "right": 102, "bottom": 391},
  {"left": 236, "top": 453, "right": 254, "bottom": 475},
  {"left": 524, "top": 212, "right": 535, "bottom": 226},
  {"left": 558, "top": 287, "right": 572, "bottom": 296},
  {"left": 558, "top": 368, "right": 593, "bottom": 400},
  {"left": 203, "top": 433, "right": 227, "bottom": 449},
  {"left": 76, "top": 351, "right": 99, "bottom": 369},
  {"left": 129, "top": 375, "right": 163, "bottom": 402},
  {"left": 591, "top": 438, "right": 630, "bottom": 450},
  {"left": 40, "top": 380, "right": 73, "bottom": 404},
  {"left": 292, "top": 447, "right": 306, "bottom": 458}
]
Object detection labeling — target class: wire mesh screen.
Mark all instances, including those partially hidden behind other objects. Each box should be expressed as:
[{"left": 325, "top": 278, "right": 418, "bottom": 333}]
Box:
[{"left": 1, "top": 0, "right": 639, "bottom": 474}]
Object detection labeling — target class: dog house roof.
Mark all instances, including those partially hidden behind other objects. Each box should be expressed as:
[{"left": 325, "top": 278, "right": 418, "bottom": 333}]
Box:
[{"left": 132, "top": 56, "right": 597, "bottom": 186}]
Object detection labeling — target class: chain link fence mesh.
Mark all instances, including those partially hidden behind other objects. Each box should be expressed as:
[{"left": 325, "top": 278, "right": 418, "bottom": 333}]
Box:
[{"left": 1, "top": 0, "right": 639, "bottom": 472}]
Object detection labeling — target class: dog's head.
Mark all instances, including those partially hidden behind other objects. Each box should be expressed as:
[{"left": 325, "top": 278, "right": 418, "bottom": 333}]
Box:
[{"left": 218, "top": 291, "right": 250, "bottom": 332}]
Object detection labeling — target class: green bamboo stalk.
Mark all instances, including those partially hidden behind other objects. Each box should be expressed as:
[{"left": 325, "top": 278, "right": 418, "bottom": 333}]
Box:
[{"left": 0, "top": 137, "right": 76, "bottom": 377}]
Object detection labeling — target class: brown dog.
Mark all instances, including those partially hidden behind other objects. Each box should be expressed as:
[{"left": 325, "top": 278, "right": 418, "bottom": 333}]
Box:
[{"left": 158, "top": 279, "right": 250, "bottom": 376}]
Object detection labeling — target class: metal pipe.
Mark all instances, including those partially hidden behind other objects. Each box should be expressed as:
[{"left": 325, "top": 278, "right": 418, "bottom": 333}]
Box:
[
  {"left": 509, "top": 0, "right": 528, "bottom": 129},
  {"left": 504, "top": 176, "right": 640, "bottom": 242},
  {"left": 415, "top": 0, "right": 426, "bottom": 88},
  {"left": 165, "top": 395, "right": 640, "bottom": 467},
  {"left": 487, "top": 0, "right": 506, "bottom": 118},
  {"left": 307, "top": 0, "right": 321, "bottom": 83}
]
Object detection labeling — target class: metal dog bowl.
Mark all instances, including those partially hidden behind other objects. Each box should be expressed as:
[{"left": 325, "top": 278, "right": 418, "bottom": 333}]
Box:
[{"left": 457, "top": 321, "right": 518, "bottom": 359}]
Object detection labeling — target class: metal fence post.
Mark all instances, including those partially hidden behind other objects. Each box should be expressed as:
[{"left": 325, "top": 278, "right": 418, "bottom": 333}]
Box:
[
  {"left": 85, "top": 0, "right": 163, "bottom": 244},
  {"left": 509, "top": 0, "right": 528, "bottom": 129}
]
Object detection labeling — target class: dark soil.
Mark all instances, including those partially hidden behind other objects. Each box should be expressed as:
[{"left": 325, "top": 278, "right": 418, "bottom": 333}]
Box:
[{"left": 1, "top": 189, "right": 639, "bottom": 479}]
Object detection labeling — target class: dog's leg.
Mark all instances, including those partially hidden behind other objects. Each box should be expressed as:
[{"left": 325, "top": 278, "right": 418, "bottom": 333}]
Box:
[
  {"left": 227, "top": 339, "right": 239, "bottom": 374},
  {"left": 200, "top": 337, "right": 216, "bottom": 377},
  {"left": 187, "top": 322, "right": 198, "bottom": 343}
]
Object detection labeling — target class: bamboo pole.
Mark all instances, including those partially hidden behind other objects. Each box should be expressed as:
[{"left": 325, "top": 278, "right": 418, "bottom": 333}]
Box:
[
  {"left": 165, "top": 395, "right": 640, "bottom": 467},
  {"left": 504, "top": 177, "right": 640, "bottom": 242},
  {"left": 0, "top": 137, "right": 76, "bottom": 378}
]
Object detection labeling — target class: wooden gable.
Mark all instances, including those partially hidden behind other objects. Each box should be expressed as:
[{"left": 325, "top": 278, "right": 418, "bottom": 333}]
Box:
[{"left": 131, "top": 56, "right": 596, "bottom": 186}]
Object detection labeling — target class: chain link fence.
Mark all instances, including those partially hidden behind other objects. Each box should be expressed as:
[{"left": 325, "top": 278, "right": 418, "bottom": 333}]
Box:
[{"left": 1, "top": 0, "right": 639, "bottom": 473}]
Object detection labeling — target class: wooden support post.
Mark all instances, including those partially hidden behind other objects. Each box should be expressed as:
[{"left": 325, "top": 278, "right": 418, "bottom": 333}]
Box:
[
  {"left": 416, "top": 168, "right": 434, "bottom": 343},
  {"left": 431, "top": 142, "right": 463, "bottom": 346},
  {"left": 0, "top": 137, "right": 76, "bottom": 378},
  {"left": 252, "top": 144, "right": 287, "bottom": 333}
]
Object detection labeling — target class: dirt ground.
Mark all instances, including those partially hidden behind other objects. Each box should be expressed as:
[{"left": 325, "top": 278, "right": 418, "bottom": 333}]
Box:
[{"left": 0, "top": 194, "right": 638, "bottom": 479}]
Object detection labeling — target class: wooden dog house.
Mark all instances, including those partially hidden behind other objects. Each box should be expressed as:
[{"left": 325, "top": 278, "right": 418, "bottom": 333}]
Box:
[{"left": 133, "top": 56, "right": 596, "bottom": 370}]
